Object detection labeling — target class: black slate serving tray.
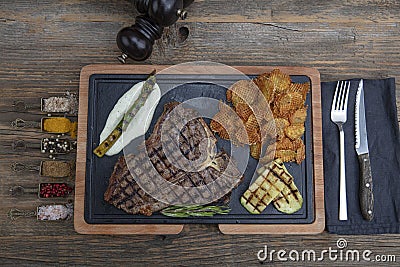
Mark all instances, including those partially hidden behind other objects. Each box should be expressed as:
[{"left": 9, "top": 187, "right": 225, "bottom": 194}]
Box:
[{"left": 84, "top": 73, "right": 314, "bottom": 224}]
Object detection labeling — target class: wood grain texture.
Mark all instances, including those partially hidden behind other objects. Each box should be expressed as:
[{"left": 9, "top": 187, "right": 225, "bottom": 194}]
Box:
[
  {"left": 357, "top": 153, "right": 374, "bottom": 221},
  {"left": 1, "top": 0, "right": 400, "bottom": 265}
]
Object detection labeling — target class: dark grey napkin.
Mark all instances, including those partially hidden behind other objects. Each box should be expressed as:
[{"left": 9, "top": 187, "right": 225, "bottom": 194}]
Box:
[{"left": 322, "top": 78, "right": 400, "bottom": 234}]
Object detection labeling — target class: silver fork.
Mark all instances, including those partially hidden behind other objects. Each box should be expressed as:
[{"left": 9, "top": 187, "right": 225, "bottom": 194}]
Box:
[{"left": 331, "top": 80, "right": 351, "bottom": 221}]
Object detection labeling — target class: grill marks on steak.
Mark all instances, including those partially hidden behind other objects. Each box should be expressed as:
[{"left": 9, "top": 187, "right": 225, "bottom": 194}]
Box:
[
  {"left": 104, "top": 155, "right": 168, "bottom": 216},
  {"left": 104, "top": 102, "right": 243, "bottom": 216}
]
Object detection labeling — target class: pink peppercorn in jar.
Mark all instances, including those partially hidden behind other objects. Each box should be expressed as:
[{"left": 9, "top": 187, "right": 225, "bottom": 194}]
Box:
[{"left": 38, "top": 183, "right": 73, "bottom": 199}]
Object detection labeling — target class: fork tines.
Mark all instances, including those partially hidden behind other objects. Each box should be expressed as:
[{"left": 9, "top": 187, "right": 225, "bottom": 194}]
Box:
[{"left": 332, "top": 81, "right": 350, "bottom": 111}]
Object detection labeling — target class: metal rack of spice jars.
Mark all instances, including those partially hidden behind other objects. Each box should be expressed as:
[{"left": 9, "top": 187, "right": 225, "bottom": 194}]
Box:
[{"left": 8, "top": 93, "right": 78, "bottom": 221}]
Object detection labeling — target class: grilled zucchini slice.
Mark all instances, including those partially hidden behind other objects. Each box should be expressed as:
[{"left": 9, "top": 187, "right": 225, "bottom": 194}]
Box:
[
  {"left": 240, "top": 159, "right": 291, "bottom": 214},
  {"left": 241, "top": 159, "right": 303, "bottom": 214},
  {"left": 273, "top": 181, "right": 303, "bottom": 214}
]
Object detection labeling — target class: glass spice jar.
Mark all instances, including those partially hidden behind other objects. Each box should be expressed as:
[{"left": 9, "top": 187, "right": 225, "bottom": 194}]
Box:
[
  {"left": 36, "top": 203, "right": 74, "bottom": 221},
  {"left": 40, "top": 160, "right": 73, "bottom": 178},
  {"left": 7, "top": 203, "right": 74, "bottom": 221},
  {"left": 41, "top": 117, "right": 78, "bottom": 138},
  {"left": 38, "top": 183, "right": 74, "bottom": 199},
  {"left": 41, "top": 137, "right": 74, "bottom": 154},
  {"left": 41, "top": 92, "right": 78, "bottom": 115}
]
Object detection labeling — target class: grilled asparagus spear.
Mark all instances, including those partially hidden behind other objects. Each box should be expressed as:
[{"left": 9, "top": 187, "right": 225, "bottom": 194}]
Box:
[{"left": 93, "top": 71, "right": 156, "bottom": 157}]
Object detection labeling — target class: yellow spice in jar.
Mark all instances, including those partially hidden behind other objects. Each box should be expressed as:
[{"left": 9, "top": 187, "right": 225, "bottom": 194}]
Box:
[
  {"left": 43, "top": 117, "right": 72, "bottom": 133},
  {"left": 70, "top": 121, "right": 78, "bottom": 139}
]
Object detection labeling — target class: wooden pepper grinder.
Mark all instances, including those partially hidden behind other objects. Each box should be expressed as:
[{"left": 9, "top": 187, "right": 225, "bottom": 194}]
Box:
[{"left": 117, "top": 0, "right": 194, "bottom": 62}]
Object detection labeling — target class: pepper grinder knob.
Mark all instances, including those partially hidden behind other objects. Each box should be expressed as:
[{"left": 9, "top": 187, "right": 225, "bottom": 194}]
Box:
[
  {"left": 117, "top": 0, "right": 194, "bottom": 62},
  {"left": 116, "top": 15, "right": 164, "bottom": 62}
]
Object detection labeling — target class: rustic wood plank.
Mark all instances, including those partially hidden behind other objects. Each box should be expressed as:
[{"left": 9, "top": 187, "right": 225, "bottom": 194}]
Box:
[
  {"left": 1, "top": 0, "right": 400, "bottom": 24},
  {"left": 1, "top": 20, "right": 399, "bottom": 84},
  {"left": 187, "top": 0, "right": 400, "bottom": 23},
  {"left": 0, "top": 234, "right": 400, "bottom": 265}
]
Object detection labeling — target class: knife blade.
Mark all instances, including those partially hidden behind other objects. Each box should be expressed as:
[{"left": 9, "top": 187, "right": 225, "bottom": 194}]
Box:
[{"left": 355, "top": 79, "right": 374, "bottom": 221}]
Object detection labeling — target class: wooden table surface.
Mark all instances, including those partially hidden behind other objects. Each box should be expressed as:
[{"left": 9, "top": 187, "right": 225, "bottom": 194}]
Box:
[{"left": 1, "top": 1, "right": 400, "bottom": 265}]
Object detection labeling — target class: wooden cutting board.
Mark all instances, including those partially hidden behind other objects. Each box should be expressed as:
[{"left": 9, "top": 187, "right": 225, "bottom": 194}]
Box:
[{"left": 74, "top": 64, "right": 324, "bottom": 235}]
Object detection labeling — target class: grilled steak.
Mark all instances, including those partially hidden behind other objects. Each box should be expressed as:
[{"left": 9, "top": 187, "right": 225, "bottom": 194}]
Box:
[
  {"left": 104, "top": 155, "right": 167, "bottom": 216},
  {"left": 104, "top": 102, "right": 243, "bottom": 216}
]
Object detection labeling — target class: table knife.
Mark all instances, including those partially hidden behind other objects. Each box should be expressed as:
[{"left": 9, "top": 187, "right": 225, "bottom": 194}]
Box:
[{"left": 355, "top": 79, "right": 374, "bottom": 221}]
